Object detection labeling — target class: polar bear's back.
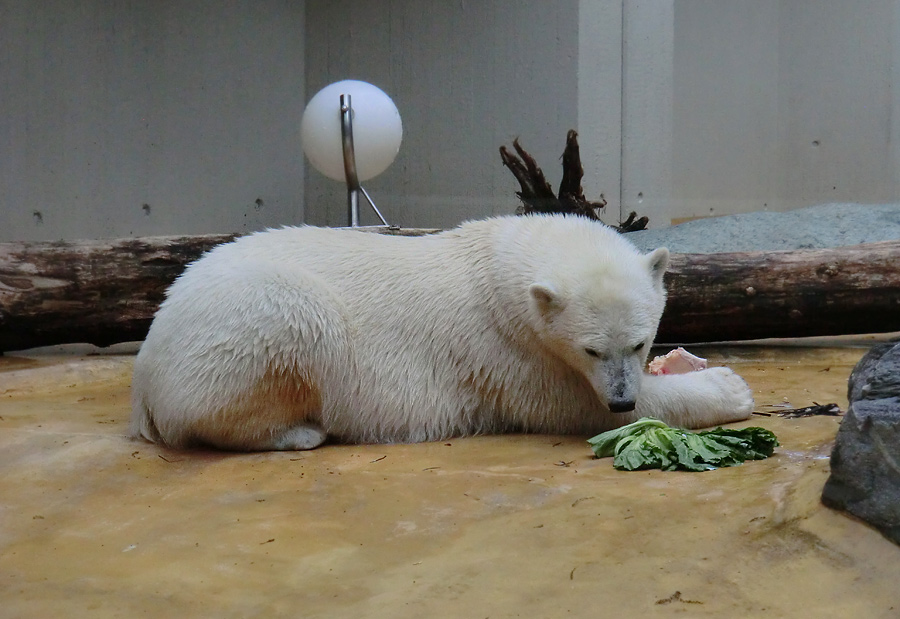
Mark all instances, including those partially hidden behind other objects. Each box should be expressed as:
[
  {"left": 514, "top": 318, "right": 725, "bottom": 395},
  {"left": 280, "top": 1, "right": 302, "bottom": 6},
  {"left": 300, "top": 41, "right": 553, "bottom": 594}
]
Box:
[
  {"left": 199, "top": 214, "right": 636, "bottom": 281},
  {"left": 161, "top": 215, "right": 651, "bottom": 364}
]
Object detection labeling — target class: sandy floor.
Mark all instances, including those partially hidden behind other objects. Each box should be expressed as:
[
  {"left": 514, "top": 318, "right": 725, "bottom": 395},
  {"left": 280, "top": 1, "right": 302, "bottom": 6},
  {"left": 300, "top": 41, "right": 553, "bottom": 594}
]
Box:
[{"left": 1, "top": 345, "right": 899, "bottom": 618}]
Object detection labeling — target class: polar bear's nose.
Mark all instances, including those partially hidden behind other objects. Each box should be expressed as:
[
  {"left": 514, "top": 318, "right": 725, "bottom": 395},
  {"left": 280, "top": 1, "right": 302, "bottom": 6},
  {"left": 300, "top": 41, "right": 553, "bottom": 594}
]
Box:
[{"left": 608, "top": 399, "right": 637, "bottom": 413}]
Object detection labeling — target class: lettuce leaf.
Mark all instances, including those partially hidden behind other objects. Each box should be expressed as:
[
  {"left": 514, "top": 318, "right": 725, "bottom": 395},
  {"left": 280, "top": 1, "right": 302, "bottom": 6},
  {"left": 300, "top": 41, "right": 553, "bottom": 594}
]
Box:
[{"left": 587, "top": 417, "right": 778, "bottom": 471}]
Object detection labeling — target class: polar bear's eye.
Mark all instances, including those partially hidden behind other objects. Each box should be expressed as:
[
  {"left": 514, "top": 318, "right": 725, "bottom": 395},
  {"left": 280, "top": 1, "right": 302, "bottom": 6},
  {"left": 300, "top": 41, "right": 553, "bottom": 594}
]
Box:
[
  {"left": 585, "top": 348, "right": 602, "bottom": 358},
  {"left": 633, "top": 342, "right": 645, "bottom": 352}
]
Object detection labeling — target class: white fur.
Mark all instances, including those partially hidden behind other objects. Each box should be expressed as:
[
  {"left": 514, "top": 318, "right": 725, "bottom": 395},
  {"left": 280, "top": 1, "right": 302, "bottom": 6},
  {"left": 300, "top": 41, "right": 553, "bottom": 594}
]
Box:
[{"left": 130, "top": 214, "right": 754, "bottom": 451}]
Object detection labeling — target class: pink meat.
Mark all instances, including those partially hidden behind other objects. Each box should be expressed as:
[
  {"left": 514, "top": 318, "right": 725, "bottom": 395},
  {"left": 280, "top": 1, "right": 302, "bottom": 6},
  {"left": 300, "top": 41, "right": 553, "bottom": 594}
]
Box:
[{"left": 648, "top": 347, "right": 708, "bottom": 375}]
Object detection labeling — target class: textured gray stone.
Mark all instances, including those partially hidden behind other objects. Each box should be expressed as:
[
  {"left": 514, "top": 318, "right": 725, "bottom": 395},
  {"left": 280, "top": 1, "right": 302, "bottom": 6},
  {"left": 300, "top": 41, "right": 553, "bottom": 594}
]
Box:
[
  {"left": 627, "top": 203, "right": 900, "bottom": 254},
  {"left": 821, "top": 341, "right": 900, "bottom": 545}
]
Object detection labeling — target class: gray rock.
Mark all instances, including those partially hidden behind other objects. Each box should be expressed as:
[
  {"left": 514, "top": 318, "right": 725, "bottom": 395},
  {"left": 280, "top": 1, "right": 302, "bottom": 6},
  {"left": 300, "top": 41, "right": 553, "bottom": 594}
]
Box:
[
  {"left": 626, "top": 203, "right": 900, "bottom": 254},
  {"left": 821, "top": 340, "right": 900, "bottom": 545},
  {"left": 846, "top": 341, "right": 898, "bottom": 402}
]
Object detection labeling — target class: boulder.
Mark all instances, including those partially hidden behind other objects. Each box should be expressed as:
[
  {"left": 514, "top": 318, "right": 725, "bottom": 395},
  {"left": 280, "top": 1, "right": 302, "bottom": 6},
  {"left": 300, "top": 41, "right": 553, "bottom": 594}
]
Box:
[{"left": 821, "top": 340, "right": 900, "bottom": 544}]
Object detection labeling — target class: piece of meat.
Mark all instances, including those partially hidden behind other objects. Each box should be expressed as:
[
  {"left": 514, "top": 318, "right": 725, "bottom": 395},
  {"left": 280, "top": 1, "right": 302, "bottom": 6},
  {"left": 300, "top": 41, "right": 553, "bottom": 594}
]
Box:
[{"left": 648, "top": 347, "right": 708, "bottom": 375}]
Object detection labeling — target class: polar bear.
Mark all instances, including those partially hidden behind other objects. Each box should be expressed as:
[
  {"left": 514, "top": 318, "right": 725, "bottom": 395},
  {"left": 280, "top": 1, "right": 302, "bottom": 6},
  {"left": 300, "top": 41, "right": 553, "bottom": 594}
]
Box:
[{"left": 131, "top": 214, "right": 754, "bottom": 451}]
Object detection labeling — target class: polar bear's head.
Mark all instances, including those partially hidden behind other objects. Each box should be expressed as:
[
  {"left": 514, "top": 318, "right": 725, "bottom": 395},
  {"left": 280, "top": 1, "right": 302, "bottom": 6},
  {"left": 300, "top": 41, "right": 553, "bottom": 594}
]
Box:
[{"left": 528, "top": 246, "right": 669, "bottom": 413}]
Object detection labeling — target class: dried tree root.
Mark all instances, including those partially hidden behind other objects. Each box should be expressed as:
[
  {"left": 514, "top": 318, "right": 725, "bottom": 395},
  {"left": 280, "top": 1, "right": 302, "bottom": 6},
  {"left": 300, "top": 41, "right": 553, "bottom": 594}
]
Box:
[
  {"left": 778, "top": 403, "right": 843, "bottom": 418},
  {"left": 499, "top": 140, "right": 558, "bottom": 214},
  {"left": 618, "top": 211, "right": 650, "bottom": 233},
  {"left": 500, "top": 130, "right": 647, "bottom": 231}
]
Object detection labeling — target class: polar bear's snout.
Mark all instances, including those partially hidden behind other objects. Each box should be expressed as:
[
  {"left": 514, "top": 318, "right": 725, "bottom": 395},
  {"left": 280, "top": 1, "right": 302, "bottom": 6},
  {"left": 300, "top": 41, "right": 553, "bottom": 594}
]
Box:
[
  {"left": 594, "top": 356, "right": 643, "bottom": 414},
  {"left": 608, "top": 397, "right": 637, "bottom": 413},
  {"left": 606, "top": 380, "right": 638, "bottom": 413}
]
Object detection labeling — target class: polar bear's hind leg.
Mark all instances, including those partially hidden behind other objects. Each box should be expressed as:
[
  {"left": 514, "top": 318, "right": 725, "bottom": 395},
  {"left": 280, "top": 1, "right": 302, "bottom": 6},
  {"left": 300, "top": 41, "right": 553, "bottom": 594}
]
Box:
[
  {"left": 187, "top": 367, "right": 329, "bottom": 451},
  {"left": 270, "top": 423, "right": 328, "bottom": 450}
]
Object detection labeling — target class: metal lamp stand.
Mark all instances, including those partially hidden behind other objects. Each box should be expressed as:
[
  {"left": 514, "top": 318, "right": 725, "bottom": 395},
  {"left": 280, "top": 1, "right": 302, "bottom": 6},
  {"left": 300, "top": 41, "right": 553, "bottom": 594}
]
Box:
[{"left": 340, "top": 94, "right": 390, "bottom": 228}]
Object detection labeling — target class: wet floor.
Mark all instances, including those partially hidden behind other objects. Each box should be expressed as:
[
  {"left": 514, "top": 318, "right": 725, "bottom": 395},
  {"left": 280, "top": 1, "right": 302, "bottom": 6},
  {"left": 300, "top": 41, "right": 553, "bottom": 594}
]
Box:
[{"left": 1, "top": 344, "right": 899, "bottom": 618}]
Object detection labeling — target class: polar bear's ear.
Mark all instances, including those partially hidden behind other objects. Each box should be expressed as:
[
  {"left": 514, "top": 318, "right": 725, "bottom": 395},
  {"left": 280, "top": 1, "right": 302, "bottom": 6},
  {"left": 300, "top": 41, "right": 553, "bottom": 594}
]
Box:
[
  {"left": 529, "top": 282, "right": 565, "bottom": 317},
  {"left": 646, "top": 247, "right": 670, "bottom": 288}
]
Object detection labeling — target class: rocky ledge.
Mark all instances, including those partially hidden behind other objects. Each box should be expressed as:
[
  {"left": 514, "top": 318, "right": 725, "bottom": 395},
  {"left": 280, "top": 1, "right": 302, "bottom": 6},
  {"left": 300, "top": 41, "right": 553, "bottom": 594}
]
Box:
[{"left": 822, "top": 340, "right": 900, "bottom": 544}]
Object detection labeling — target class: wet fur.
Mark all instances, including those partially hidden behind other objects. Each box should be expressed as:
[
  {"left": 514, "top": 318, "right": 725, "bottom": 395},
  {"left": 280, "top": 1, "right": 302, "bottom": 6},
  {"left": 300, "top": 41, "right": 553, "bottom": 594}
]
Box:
[{"left": 131, "top": 214, "right": 753, "bottom": 451}]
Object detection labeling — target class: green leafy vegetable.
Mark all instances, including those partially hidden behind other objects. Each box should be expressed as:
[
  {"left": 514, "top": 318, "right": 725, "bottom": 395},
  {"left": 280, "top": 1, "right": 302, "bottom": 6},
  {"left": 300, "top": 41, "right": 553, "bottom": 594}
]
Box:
[{"left": 587, "top": 417, "right": 778, "bottom": 472}]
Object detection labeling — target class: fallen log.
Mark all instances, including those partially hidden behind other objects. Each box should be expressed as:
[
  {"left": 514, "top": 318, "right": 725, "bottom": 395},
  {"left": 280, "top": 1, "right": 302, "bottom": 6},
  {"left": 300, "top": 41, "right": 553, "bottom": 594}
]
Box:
[
  {"left": 0, "top": 234, "right": 237, "bottom": 352},
  {"left": 660, "top": 240, "right": 900, "bottom": 343},
  {"left": 0, "top": 227, "right": 436, "bottom": 353},
  {"left": 1, "top": 234, "right": 899, "bottom": 352}
]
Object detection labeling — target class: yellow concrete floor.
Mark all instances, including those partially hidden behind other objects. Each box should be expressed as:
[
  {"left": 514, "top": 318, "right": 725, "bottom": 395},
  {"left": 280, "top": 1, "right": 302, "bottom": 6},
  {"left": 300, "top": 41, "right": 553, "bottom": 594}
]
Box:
[{"left": 2, "top": 345, "right": 899, "bottom": 618}]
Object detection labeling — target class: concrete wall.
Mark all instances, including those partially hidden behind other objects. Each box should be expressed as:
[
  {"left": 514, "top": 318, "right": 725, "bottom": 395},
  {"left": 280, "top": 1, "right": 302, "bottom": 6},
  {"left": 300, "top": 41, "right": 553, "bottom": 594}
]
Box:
[
  {"left": 0, "top": 1, "right": 306, "bottom": 242},
  {"left": 620, "top": 0, "right": 675, "bottom": 228},
  {"left": 303, "top": 0, "right": 584, "bottom": 228},
  {"left": 3, "top": 1, "right": 900, "bottom": 240},
  {"left": 302, "top": 0, "right": 673, "bottom": 230},
  {"left": 306, "top": 0, "right": 900, "bottom": 229},
  {"left": 673, "top": 0, "right": 900, "bottom": 219}
]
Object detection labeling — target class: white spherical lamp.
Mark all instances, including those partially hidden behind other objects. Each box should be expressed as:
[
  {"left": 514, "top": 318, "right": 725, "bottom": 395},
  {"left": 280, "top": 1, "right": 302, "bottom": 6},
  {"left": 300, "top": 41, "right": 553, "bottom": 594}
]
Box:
[{"left": 300, "top": 80, "right": 403, "bottom": 183}]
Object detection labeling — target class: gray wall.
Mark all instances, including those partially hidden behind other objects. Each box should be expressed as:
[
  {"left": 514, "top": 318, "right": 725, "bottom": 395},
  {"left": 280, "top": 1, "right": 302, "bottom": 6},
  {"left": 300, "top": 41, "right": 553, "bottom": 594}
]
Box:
[
  {"left": 307, "top": 0, "right": 900, "bottom": 229},
  {"left": 3, "top": 1, "right": 900, "bottom": 240},
  {"left": 673, "top": 0, "right": 900, "bottom": 218},
  {"left": 303, "top": 0, "right": 583, "bottom": 229},
  {"left": 0, "top": 1, "right": 306, "bottom": 242}
]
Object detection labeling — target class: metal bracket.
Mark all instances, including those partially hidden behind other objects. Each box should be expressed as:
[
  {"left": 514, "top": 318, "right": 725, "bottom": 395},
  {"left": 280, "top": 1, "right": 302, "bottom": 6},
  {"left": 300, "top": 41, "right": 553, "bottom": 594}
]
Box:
[{"left": 340, "top": 94, "right": 390, "bottom": 227}]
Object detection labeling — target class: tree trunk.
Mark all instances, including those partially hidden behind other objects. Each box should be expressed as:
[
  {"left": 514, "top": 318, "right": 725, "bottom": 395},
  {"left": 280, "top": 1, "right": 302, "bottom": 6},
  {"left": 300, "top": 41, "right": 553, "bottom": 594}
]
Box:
[
  {"left": 660, "top": 240, "right": 900, "bottom": 343},
  {"left": 0, "top": 234, "right": 238, "bottom": 352},
  {"left": 1, "top": 233, "right": 899, "bottom": 352}
]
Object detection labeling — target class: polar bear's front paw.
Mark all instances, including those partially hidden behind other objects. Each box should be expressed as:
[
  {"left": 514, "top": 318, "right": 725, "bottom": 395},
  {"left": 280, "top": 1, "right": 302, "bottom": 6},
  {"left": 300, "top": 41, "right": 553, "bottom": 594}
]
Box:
[{"left": 702, "top": 366, "right": 755, "bottom": 423}]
